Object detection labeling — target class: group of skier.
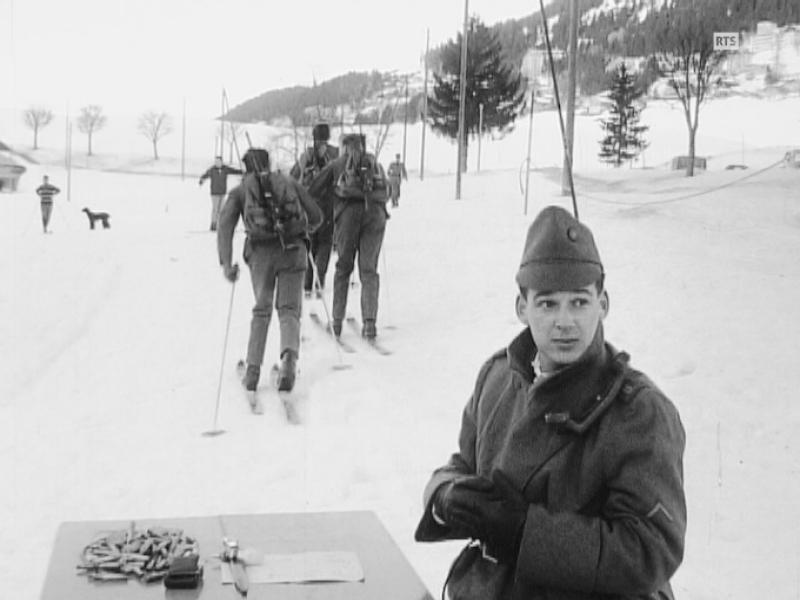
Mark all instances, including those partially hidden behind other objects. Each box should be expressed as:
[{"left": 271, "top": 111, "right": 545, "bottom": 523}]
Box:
[
  {"left": 214, "top": 123, "right": 399, "bottom": 392},
  {"left": 209, "top": 124, "right": 687, "bottom": 600}
]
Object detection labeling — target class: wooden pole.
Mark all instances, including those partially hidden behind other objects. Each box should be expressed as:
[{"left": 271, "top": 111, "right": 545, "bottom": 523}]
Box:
[
  {"left": 524, "top": 87, "right": 535, "bottom": 214},
  {"left": 219, "top": 88, "right": 225, "bottom": 157},
  {"left": 455, "top": 0, "right": 469, "bottom": 200},
  {"left": 420, "top": 28, "right": 429, "bottom": 181},
  {"left": 66, "top": 122, "right": 72, "bottom": 203},
  {"left": 402, "top": 75, "right": 409, "bottom": 165},
  {"left": 561, "top": 0, "right": 579, "bottom": 195},
  {"left": 477, "top": 102, "right": 483, "bottom": 172},
  {"left": 64, "top": 102, "right": 70, "bottom": 169},
  {"left": 181, "top": 97, "right": 186, "bottom": 181}
]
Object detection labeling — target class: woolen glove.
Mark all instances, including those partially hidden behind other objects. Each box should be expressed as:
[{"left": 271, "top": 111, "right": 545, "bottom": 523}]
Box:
[
  {"left": 449, "top": 471, "right": 529, "bottom": 564},
  {"left": 433, "top": 475, "right": 494, "bottom": 537},
  {"left": 223, "top": 263, "right": 240, "bottom": 283}
]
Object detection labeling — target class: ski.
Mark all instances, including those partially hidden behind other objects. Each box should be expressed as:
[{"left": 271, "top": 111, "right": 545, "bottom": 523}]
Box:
[
  {"left": 263, "top": 365, "right": 300, "bottom": 425},
  {"left": 236, "top": 360, "right": 264, "bottom": 415},
  {"left": 345, "top": 317, "right": 393, "bottom": 356},
  {"left": 308, "top": 312, "right": 356, "bottom": 353}
]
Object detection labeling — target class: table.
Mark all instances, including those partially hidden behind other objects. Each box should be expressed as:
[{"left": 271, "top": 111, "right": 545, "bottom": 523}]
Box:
[{"left": 40, "top": 511, "right": 434, "bottom": 599}]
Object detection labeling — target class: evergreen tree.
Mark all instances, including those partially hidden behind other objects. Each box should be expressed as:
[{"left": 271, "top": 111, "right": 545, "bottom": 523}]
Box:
[
  {"left": 598, "top": 63, "right": 649, "bottom": 166},
  {"left": 428, "top": 16, "right": 526, "bottom": 170}
]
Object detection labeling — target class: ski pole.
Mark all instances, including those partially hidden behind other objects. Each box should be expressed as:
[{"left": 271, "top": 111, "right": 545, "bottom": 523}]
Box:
[
  {"left": 203, "top": 275, "right": 237, "bottom": 436},
  {"left": 308, "top": 251, "right": 351, "bottom": 371}
]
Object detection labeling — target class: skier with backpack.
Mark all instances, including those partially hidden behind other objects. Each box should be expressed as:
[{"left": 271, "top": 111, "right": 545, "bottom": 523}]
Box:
[
  {"left": 290, "top": 122, "right": 339, "bottom": 296},
  {"left": 217, "top": 147, "right": 322, "bottom": 392},
  {"left": 308, "top": 133, "right": 389, "bottom": 340}
]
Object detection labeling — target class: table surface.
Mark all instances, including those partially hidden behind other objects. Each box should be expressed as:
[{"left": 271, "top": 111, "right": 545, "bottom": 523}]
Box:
[{"left": 40, "top": 511, "right": 434, "bottom": 600}]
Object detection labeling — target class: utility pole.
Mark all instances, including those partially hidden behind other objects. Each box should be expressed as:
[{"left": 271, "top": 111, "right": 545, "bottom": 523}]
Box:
[
  {"left": 402, "top": 75, "right": 409, "bottom": 165},
  {"left": 219, "top": 88, "right": 225, "bottom": 157},
  {"left": 64, "top": 102, "right": 70, "bottom": 169},
  {"left": 66, "top": 122, "right": 73, "bottom": 203},
  {"left": 181, "top": 97, "right": 186, "bottom": 181},
  {"left": 524, "top": 87, "right": 535, "bottom": 215},
  {"left": 477, "top": 103, "right": 483, "bottom": 172},
  {"left": 455, "top": 0, "right": 469, "bottom": 200},
  {"left": 561, "top": 0, "right": 579, "bottom": 195},
  {"left": 420, "top": 28, "right": 430, "bottom": 181}
]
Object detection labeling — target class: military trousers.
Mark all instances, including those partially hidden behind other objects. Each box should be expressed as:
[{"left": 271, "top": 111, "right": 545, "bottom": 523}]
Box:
[
  {"left": 210, "top": 195, "right": 225, "bottom": 229},
  {"left": 244, "top": 238, "right": 307, "bottom": 367},
  {"left": 40, "top": 201, "right": 53, "bottom": 232},
  {"left": 332, "top": 200, "right": 386, "bottom": 324}
]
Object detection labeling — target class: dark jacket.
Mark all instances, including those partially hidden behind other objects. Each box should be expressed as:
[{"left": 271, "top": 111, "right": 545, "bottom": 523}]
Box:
[
  {"left": 199, "top": 165, "right": 243, "bottom": 196},
  {"left": 217, "top": 172, "right": 322, "bottom": 268},
  {"left": 415, "top": 326, "right": 686, "bottom": 600},
  {"left": 36, "top": 183, "right": 60, "bottom": 203}
]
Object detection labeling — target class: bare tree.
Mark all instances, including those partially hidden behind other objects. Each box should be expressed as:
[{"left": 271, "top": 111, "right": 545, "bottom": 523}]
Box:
[
  {"left": 652, "top": 5, "right": 726, "bottom": 176},
  {"left": 23, "top": 107, "right": 54, "bottom": 149},
  {"left": 76, "top": 105, "right": 107, "bottom": 156},
  {"left": 138, "top": 111, "right": 173, "bottom": 160}
]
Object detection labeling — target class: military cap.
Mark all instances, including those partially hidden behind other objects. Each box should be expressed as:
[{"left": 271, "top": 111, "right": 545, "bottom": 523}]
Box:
[
  {"left": 516, "top": 206, "right": 604, "bottom": 291},
  {"left": 312, "top": 123, "right": 330, "bottom": 142}
]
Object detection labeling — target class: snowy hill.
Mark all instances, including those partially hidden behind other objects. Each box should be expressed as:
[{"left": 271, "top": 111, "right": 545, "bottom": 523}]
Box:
[{"left": 1, "top": 92, "right": 800, "bottom": 600}]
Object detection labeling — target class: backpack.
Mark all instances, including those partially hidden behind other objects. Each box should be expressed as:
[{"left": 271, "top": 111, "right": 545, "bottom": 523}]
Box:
[
  {"left": 300, "top": 146, "right": 338, "bottom": 187},
  {"left": 242, "top": 172, "right": 308, "bottom": 243},
  {"left": 335, "top": 153, "right": 388, "bottom": 203}
]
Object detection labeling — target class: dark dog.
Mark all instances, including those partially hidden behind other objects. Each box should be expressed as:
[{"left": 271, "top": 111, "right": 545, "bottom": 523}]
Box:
[{"left": 82, "top": 207, "right": 111, "bottom": 229}]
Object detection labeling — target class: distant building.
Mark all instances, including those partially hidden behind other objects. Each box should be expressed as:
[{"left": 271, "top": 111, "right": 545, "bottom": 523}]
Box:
[
  {"left": 0, "top": 152, "right": 26, "bottom": 192},
  {"left": 723, "top": 22, "right": 800, "bottom": 79}
]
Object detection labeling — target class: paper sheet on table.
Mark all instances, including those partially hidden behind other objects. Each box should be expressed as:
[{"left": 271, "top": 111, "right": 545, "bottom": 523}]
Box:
[{"left": 220, "top": 551, "right": 364, "bottom": 584}]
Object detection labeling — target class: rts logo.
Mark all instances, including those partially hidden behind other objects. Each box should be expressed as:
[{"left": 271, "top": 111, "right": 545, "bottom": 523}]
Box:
[{"left": 714, "top": 33, "right": 740, "bottom": 50}]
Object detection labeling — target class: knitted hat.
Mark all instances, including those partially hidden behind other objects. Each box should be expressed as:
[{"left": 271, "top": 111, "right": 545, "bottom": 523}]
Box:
[
  {"left": 516, "top": 206, "right": 603, "bottom": 291},
  {"left": 312, "top": 123, "right": 330, "bottom": 142}
]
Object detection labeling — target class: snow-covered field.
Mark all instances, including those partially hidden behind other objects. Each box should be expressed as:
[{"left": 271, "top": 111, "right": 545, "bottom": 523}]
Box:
[{"left": 2, "top": 94, "right": 799, "bottom": 600}]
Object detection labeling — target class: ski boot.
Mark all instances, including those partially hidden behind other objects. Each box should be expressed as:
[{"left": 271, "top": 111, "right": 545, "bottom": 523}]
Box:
[
  {"left": 277, "top": 350, "right": 297, "bottom": 392},
  {"left": 362, "top": 319, "right": 377, "bottom": 340},
  {"left": 242, "top": 364, "right": 260, "bottom": 391}
]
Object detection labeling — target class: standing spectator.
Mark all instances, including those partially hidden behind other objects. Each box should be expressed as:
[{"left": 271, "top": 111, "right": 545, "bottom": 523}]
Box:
[
  {"left": 199, "top": 156, "right": 242, "bottom": 231},
  {"left": 414, "top": 206, "right": 686, "bottom": 600},
  {"left": 290, "top": 122, "right": 339, "bottom": 296},
  {"left": 309, "top": 134, "right": 389, "bottom": 340},
  {"left": 36, "top": 174, "right": 60, "bottom": 233},
  {"left": 387, "top": 153, "right": 408, "bottom": 208},
  {"left": 217, "top": 148, "right": 321, "bottom": 392}
]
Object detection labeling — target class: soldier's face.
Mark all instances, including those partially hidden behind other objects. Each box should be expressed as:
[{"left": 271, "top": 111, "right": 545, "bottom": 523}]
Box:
[
  {"left": 314, "top": 141, "right": 327, "bottom": 157},
  {"left": 516, "top": 284, "right": 608, "bottom": 372}
]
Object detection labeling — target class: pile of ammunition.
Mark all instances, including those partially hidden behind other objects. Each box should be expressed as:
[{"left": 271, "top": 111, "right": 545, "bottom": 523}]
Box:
[{"left": 76, "top": 522, "right": 199, "bottom": 583}]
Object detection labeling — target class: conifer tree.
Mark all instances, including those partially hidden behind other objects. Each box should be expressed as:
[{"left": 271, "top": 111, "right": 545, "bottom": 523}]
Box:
[
  {"left": 598, "top": 63, "right": 648, "bottom": 167},
  {"left": 428, "top": 17, "right": 525, "bottom": 170}
]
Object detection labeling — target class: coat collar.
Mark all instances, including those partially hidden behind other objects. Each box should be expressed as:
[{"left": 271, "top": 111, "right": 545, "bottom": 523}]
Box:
[{"left": 506, "top": 324, "right": 629, "bottom": 435}]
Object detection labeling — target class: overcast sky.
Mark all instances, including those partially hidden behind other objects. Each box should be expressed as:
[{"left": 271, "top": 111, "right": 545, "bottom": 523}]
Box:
[{"left": 3, "top": 0, "right": 541, "bottom": 119}]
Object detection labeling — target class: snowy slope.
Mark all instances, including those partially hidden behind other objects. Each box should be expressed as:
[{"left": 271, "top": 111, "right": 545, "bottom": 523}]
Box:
[{"left": 1, "top": 95, "right": 799, "bottom": 600}]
